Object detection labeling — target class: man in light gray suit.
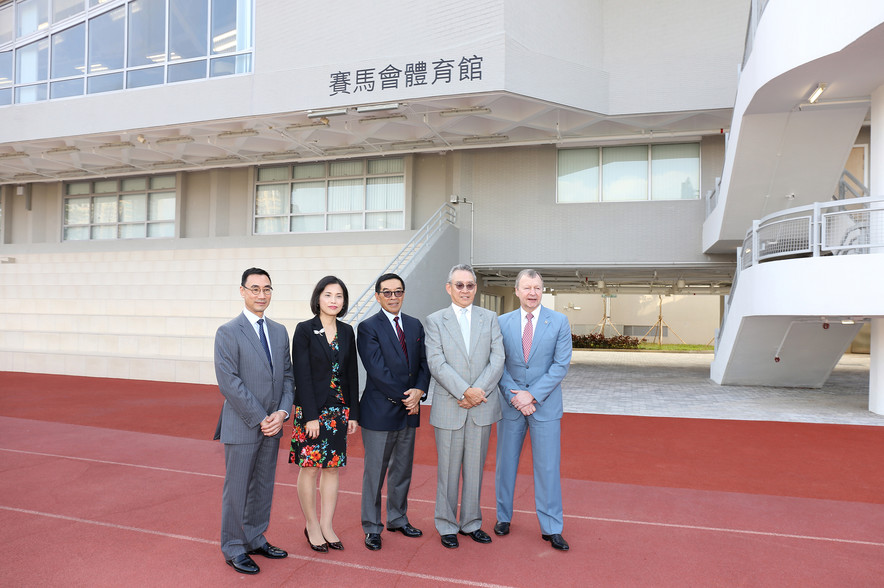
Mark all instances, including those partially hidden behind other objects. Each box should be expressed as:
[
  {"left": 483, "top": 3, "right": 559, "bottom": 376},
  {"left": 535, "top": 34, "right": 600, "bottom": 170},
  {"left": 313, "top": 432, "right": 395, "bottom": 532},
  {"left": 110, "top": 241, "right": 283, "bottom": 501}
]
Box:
[
  {"left": 214, "top": 268, "right": 294, "bottom": 574},
  {"left": 424, "top": 263, "right": 504, "bottom": 549}
]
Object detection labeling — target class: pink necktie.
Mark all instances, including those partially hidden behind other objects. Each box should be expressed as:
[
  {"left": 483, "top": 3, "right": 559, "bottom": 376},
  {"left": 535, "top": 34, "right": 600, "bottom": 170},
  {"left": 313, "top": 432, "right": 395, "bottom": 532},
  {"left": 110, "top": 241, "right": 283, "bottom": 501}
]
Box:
[{"left": 522, "top": 312, "right": 533, "bottom": 362}]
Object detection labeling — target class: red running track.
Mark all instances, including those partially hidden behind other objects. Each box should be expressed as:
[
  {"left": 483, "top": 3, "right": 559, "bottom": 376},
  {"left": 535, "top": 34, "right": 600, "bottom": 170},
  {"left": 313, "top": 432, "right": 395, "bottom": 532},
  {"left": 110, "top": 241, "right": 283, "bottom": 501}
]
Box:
[{"left": 2, "top": 372, "right": 884, "bottom": 586}]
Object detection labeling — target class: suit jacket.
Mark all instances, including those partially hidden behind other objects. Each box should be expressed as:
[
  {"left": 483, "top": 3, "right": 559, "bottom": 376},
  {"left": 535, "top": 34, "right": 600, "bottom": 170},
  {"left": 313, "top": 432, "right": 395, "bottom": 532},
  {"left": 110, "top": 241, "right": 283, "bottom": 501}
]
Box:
[
  {"left": 292, "top": 316, "right": 360, "bottom": 423},
  {"left": 497, "top": 305, "right": 572, "bottom": 422},
  {"left": 425, "top": 305, "right": 505, "bottom": 429},
  {"left": 213, "top": 312, "right": 294, "bottom": 443},
  {"left": 357, "top": 310, "right": 431, "bottom": 431}
]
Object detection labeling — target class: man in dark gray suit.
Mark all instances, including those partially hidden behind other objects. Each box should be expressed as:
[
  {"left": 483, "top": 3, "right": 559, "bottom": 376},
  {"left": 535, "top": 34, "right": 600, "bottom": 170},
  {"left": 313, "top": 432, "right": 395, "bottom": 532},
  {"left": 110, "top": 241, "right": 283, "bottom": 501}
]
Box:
[
  {"left": 214, "top": 268, "right": 294, "bottom": 574},
  {"left": 425, "top": 264, "right": 504, "bottom": 549}
]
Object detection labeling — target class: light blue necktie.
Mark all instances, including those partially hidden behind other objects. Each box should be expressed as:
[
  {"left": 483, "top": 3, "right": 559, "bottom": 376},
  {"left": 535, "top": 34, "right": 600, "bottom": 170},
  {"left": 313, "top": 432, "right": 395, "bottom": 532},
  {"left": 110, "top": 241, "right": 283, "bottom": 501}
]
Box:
[
  {"left": 458, "top": 307, "right": 470, "bottom": 353},
  {"left": 257, "top": 318, "right": 273, "bottom": 370}
]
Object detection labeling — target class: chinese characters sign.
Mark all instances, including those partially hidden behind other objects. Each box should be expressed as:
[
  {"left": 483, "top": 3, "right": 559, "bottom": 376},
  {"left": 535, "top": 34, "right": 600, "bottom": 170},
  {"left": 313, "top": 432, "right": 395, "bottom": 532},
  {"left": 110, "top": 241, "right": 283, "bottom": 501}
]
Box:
[{"left": 330, "top": 55, "right": 483, "bottom": 96}]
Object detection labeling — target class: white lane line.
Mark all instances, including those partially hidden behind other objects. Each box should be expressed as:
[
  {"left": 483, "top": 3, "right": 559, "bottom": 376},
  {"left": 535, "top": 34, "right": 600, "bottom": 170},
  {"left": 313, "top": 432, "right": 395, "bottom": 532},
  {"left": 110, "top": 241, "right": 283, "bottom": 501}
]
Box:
[
  {"left": 0, "top": 505, "right": 515, "bottom": 588},
  {"left": 3, "top": 447, "right": 883, "bottom": 549}
]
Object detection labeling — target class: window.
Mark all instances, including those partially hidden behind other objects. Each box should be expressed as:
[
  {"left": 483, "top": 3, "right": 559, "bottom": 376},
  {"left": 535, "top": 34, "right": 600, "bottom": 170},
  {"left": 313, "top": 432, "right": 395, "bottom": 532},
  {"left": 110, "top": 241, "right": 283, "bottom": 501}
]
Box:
[
  {"left": 1, "top": 0, "right": 254, "bottom": 105},
  {"left": 255, "top": 158, "right": 406, "bottom": 234},
  {"left": 62, "top": 175, "right": 176, "bottom": 240},
  {"left": 557, "top": 143, "right": 700, "bottom": 202}
]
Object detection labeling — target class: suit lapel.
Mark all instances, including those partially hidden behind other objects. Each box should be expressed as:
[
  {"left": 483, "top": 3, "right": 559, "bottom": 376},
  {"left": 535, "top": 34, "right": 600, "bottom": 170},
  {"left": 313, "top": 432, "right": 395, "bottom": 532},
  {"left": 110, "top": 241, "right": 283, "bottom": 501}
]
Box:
[
  {"left": 311, "top": 316, "right": 335, "bottom": 364},
  {"left": 442, "top": 307, "right": 469, "bottom": 357},
  {"left": 238, "top": 313, "right": 272, "bottom": 373}
]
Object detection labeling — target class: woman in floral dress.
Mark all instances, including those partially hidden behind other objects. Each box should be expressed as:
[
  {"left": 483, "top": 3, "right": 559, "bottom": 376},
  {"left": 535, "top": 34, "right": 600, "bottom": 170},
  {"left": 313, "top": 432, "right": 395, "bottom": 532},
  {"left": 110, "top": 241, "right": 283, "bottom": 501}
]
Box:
[{"left": 290, "top": 276, "right": 359, "bottom": 552}]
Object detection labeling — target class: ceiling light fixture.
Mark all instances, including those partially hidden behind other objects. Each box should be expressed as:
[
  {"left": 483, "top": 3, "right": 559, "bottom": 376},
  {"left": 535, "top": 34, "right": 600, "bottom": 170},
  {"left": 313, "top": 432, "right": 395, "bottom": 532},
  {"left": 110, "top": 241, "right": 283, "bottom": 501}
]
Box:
[
  {"left": 156, "top": 136, "right": 195, "bottom": 145},
  {"left": 99, "top": 165, "right": 135, "bottom": 173},
  {"left": 136, "top": 134, "right": 147, "bottom": 143},
  {"left": 808, "top": 82, "right": 828, "bottom": 104},
  {"left": 439, "top": 107, "right": 491, "bottom": 118},
  {"left": 307, "top": 108, "right": 348, "bottom": 118},
  {"left": 261, "top": 150, "right": 301, "bottom": 161},
  {"left": 45, "top": 146, "right": 81, "bottom": 155},
  {"left": 97, "top": 141, "right": 134, "bottom": 150},
  {"left": 391, "top": 140, "right": 435, "bottom": 150},
  {"left": 462, "top": 134, "right": 508, "bottom": 144},
  {"left": 324, "top": 145, "right": 365, "bottom": 155},
  {"left": 151, "top": 161, "right": 190, "bottom": 169},
  {"left": 356, "top": 103, "right": 400, "bottom": 113},
  {"left": 216, "top": 129, "right": 259, "bottom": 139},
  {"left": 0, "top": 151, "right": 29, "bottom": 160},
  {"left": 204, "top": 156, "right": 246, "bottom": 164},
  {"left": 358, "top": 114, "right": 407, "bottom": 123},
  {"left": 285, "top": 120, "right": 330, "bottom": 131}
]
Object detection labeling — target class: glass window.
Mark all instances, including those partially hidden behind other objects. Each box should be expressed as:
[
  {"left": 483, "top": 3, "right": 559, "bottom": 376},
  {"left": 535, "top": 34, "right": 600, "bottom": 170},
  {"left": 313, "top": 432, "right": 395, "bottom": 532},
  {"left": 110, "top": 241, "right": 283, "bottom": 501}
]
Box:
[
  {"left": 127, "top": 0, "right": 165, "bottom": 68},
  {"left": 168, "top": 59, "right": 205, "bottom": 83},
  {"left": 0, "top": 51, "right": 12, "bottom": 105},
  {"left": 53, "top": 0, "right": 85, "bottom": 23},
  {"left": 126, "top": 65, "right": 163, "bottom": 88},
  {"left": 51, "top": 22, "right": 85, "bottom": 78},
  {"left": 557, "top": 148, "right": 599, "bottom": 203},
  {"left": 255, "top": 158, "right": 406, "bottom": 234},
  {"left": 50, "top": 77, "right": 82, "bottom": 97},
  {"left": 88, "top": 5, "right": 124, "bottom": 73},
  {"left": 651, "top": 143, "right": 700, "bottom": 200},
  {"left": 62, "top": 175, "right": 176, "bottom": 240},
  {"left": 15, "top": 36, "right": 48, "bottom": 83},
  {"left": 0, "top": 3, "right": 13, "bottom": 45},
  {"left": 557, "top": 144, "right": 700, "bottom": 203},
  {"left": 169, "top": 0, "right": 207, "bottom": 60},
  {"left": 87, "top": 71, "right": 122, "bottom": 93},
  {"left": 211, "top": 0, "right": 251, "bottom": 54},
  {"left": 16, "top": 0, "right": 49, "bottom": 38},
  {"left": 602, "top": 145, "right": 648, "bottom": 202},
  {"left": 210, "top": 53, "right": 250, "bottom": 77}
]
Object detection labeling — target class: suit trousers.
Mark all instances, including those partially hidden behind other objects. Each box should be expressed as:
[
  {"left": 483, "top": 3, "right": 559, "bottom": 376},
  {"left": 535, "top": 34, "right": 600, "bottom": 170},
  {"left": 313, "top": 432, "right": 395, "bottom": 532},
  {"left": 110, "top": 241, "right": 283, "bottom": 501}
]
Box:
[
  {"left": 361, "top": 426, "right": 417, "bottom": 533},
  {"left": 495, "top": 415, "right": 563, "bottom": 535},
  {"left": 433, "top": 420, "right": 491, "bottom": 535},
  {"left": 221, "top": 435, "right": 280, "bottom": 559}
]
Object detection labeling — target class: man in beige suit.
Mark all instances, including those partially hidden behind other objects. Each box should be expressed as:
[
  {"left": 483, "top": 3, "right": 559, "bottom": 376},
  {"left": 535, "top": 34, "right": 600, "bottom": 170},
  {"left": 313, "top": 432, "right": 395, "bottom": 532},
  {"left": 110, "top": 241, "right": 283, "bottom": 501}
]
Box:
[{"left": 424, "top": 264, "right": 504, "bottom": 549}]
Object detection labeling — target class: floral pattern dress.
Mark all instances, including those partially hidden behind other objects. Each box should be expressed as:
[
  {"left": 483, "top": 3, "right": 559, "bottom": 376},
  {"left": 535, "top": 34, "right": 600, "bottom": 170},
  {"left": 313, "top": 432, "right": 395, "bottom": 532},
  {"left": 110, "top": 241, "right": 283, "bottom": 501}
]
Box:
[{"left": 290, "top": 332, "right": 350, "bottom": 468}]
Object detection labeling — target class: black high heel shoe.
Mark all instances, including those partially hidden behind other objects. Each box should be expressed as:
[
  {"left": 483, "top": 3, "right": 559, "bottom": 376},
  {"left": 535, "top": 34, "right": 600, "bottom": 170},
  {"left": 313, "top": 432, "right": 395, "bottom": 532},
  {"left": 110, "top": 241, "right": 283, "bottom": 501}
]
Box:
[
  {"left": 323, "top": 533, "right": 344, "bottom": 550},
  {"left": 304, "top": 527, "right": 328, "bottom": 553}
]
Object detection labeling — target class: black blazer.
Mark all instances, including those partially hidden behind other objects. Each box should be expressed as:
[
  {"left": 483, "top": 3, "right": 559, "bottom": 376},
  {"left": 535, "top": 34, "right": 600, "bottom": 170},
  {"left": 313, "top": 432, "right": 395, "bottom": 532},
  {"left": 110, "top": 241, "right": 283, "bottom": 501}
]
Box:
[
  {"left": 292, "top": 316, "right": 359, "bottom": 423},
  {"left": 356, "top": 310, "right": 430, "bottom": 431}
]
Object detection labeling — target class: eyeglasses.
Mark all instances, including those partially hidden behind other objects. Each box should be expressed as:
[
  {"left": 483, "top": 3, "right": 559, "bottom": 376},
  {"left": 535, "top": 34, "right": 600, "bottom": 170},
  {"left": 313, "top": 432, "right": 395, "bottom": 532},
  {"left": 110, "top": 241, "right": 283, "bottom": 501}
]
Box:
[
  {"left": 451, "top": 282, "right": 476, "bottom": 291},
  {"left": 379, "top": 289, "right": 405, "bottom": 298},
  {"left": 244, "top": 286, "right": 273, "bottom": 296}
]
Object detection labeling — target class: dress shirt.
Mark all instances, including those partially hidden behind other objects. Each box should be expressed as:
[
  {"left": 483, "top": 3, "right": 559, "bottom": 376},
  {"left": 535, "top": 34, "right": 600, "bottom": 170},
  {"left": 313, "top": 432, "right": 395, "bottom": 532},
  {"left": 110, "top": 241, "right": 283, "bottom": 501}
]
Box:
[{"left": 241, "top": 308, "right": 288, "bottom": 419}]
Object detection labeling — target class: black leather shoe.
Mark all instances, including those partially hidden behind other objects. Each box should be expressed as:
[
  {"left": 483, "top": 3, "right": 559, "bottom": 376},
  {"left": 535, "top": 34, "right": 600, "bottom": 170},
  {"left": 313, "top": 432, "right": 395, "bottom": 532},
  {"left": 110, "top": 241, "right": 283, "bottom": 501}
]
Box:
[
  {"left": 387, "top": 523, "right": 423, "bottom": 537},
  {"left": 440, "top": 534, "right": 459, "bottom": 548},
  {"left": 459, "top": 529, "right": 492, "bottom": 544},
  {"left": 542, "top": 533, "right": 570, "bottom": 551},
  {"left": 364, "top": 533, "right": 382, "bottom": 551},
  {"left": 493, "top": 521, "right": 510, "bottom": 536},
  {"left": 226, "top": 553, "right": 260, "bottom": 574},
  {"left": 304, "top": 528, "right": 328, "bottom": 553},
  {"left": 247, "top": 542, "right": 288, "bottom": 559}
]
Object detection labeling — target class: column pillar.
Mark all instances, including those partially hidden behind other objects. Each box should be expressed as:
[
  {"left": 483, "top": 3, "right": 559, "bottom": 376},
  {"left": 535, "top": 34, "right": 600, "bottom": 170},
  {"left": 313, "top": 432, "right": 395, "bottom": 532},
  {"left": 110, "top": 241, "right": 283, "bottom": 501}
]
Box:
[{"left": 868, "top": 85, "right": 884, "bottom": 414}]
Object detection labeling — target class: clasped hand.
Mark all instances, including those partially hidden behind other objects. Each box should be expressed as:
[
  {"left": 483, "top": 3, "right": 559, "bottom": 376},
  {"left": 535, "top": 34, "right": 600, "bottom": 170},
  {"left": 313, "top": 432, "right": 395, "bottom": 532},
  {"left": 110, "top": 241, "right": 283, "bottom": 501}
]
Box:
[
  {"left": 402, "top": 388, "right": 423, "bottom": 415},
  {"left": 510, "top": 389, "right": 537, "bottom": 416},
  {"left": 260, "top": 411, "right": 286, "bottom": 436},
  {"left": 457, "top": 387, "right": 488, "bottom": 409}
]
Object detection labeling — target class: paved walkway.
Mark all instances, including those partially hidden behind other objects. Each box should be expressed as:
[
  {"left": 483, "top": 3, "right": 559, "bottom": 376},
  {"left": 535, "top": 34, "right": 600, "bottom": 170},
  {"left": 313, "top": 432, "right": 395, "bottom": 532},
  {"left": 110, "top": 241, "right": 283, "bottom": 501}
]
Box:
[{"left": 563, "top": 350, "right": 883, "bottom": 426}]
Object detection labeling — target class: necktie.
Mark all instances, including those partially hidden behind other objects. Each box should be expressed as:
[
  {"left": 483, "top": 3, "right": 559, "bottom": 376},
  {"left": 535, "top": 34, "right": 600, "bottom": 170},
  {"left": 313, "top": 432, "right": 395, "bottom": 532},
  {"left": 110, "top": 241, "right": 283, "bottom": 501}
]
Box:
[
  {"left": 257, "top": 318, "right": 273, "bottom": 370},
  {"left": 522, "top": 312, "right": 533, "bottom": 363},
  {"left": 394, "top": 316, "right": 409, "bottom": 362},
  {"left": 459, "top": 307, "right": 470, "bottom": 353}
]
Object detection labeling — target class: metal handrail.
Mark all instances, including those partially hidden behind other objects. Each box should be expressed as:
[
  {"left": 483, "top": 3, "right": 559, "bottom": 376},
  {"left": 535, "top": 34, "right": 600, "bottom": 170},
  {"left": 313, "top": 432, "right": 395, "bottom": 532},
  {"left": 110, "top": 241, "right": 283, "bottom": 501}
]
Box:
[{"left": 345, "top": 202, "right": 457, "bottom": 324}]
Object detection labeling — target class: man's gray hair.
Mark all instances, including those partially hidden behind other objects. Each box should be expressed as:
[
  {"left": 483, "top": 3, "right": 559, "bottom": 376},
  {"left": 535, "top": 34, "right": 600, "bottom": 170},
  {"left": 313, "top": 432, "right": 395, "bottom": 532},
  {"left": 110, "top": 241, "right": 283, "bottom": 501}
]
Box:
[
  {"left": 447, "top": 263, "right": 476, "bottom": 283},
  {"left": 515, "top": 268, "right": 543, "bottom": 289}
]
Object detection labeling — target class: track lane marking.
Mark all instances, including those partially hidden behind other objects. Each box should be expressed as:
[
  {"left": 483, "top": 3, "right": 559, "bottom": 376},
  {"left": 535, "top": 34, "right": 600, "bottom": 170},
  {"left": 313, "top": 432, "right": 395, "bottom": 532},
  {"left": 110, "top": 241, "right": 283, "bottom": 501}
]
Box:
[{"left": 3, "top": 447, "right": 883, "bottom": 549}]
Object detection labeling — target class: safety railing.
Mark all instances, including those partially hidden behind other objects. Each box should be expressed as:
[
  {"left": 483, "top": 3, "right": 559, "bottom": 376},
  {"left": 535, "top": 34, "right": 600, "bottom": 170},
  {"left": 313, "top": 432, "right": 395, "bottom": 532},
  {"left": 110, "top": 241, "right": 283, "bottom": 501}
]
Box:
[
  {"left": 718, "top": 196, "right": 883, "bottom": 348},
  {"left": 345, "top": 202, "right": 457, "bottom": 324},
  {"left": 739, "top": 196, "right": 883, "bottom": 271}
]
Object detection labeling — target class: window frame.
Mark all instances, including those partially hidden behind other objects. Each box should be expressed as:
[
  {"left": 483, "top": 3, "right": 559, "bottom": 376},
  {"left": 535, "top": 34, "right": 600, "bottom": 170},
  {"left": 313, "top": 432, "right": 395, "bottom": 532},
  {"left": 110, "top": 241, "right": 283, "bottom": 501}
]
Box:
[
  {"left": 556, "top": 142, "right": 701, "bottom": 203},
  {"left": 253, "top": 157, "right": 408, "bottom": 235},
  {"left": 61, "top": 174, "right": 178, "bottom": 241}
]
